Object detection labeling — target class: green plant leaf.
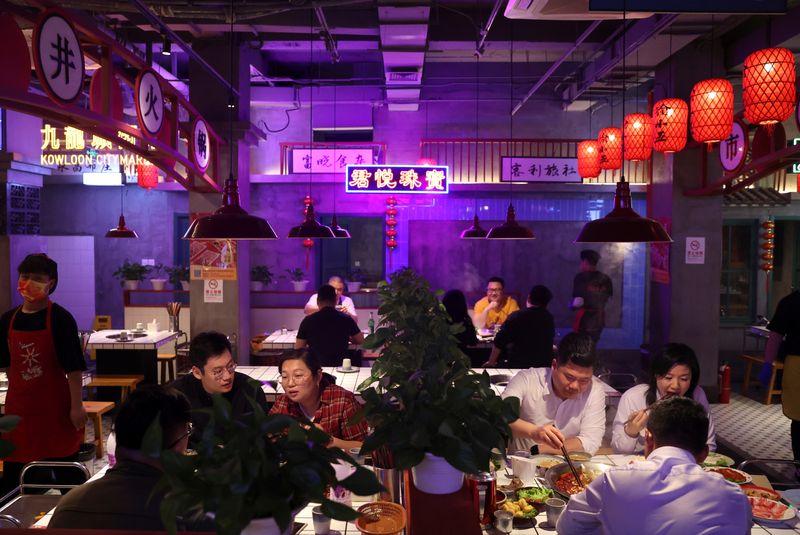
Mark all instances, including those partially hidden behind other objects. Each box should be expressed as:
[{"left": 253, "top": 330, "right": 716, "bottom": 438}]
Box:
[
  {"left": 340, "top": 465, "right": 384, "bottom": 495},
  {"left": 321, "top": 498, "right": 361, "bottom": 521}
]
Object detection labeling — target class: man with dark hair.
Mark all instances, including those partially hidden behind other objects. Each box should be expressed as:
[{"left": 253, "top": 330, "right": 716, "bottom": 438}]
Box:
[
  {"left": 296, "top": 284, "right": 364, "bottom": 367},
  {"left": 558, "top": 397, "right": 751, "bottom": 534},
  {"left": 571, "top": 249, "right": 613, "bottom": 345},
  {"left": 304, "top": 275, "right": 357, "bottom": 320},
  {"left": 473, "top": 276, "right": 520, "bottom": 330},
  {"left": 483, "top": 285, "right": 555, "bottom": 369},
  {"left": 50, "top": 385, "right": 207, "bottom": 530},
  {"left": 0, "top": 253, "right": 87, "bottom": 495},
  {"left": 502, "top": 332, "right": 605, "bottom": 454},
  {"left": 171, "top": 331, "right": 268, "bottom": 445}
]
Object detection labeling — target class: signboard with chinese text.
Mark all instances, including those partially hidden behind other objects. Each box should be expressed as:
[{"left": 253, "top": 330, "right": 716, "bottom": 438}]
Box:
[
  {"left": 345, "top": 165, "right": 449, "bottom": 194},
  {"left": 291, "top": 148, "right": 375, "bottom": 173},
  {"left": 203, "top": 279, "right": 224, "bottom": 303},
  {"left": 719, "top": 120, "right": 747, "bottom": 174},
  {"left": 685, "top": 237, "right": 705, "bottom": 265},
  {"left": 189, "top": 216, "right": 238, "bottom": 280},
  {"left": 191, "top": 117, "right": 210, "bottom": 172},
  {"left": 33, "top": 10, "right": 85, "bottom": 105},
  {"left": 501, "top": 157, "right": 581, "bottom": 183},
  {"left": 789, "top": 138, "right": 800, "bottom": 174},
  {"left": 135, "top": 69, "right": 164, "bottom": 136}
]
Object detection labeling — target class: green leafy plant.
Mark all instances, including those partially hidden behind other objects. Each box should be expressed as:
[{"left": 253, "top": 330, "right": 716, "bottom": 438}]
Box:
[
  {"left": 151, "top": 263, "right": 166, "bottom": 279},
  {"left": 285, "top": 267, "right": 305, "bottom": 282},
  {"left": 165, "top": 265, "right": 189, "bottom": 286},
  {"left": 357, "top": 267, "right": 519, "bottom": 473},
  {"left": 347, "top": 267, "right": 368, "bottom": 284},
  {"left": 251, "top": 265, "right": 274, "bottom": 285},
  {"left": 112, "top": 260, "right": 151, "bottom": 285},
  {"left": 150, "top": 391, "right": 381, "bottom": 535}
]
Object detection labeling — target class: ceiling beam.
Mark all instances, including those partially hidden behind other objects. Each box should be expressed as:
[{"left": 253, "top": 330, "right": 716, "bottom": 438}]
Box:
[{"left": 724, "top": 3, "right": 800, "bottom": 68}]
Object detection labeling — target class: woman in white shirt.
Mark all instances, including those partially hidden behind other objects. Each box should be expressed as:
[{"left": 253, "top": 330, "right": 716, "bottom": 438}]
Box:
[{"left": 612, "top": 343, "right": 717, "bottom": 454}]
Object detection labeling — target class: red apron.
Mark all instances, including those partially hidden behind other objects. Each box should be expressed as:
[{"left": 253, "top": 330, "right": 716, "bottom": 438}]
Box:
[{"left": 3, "top": 302, "right": 82, "bottom": 463}]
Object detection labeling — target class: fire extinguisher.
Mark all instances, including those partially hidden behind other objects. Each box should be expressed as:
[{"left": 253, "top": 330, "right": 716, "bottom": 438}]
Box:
[{"left": 719, "top": 363, "right": 731, "bottom": 404}]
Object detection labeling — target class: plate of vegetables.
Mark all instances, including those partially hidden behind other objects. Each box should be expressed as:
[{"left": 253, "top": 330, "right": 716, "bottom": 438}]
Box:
[
  {"left": 517, "top": 486, "right": 553, "bottom": 505},
  {"left": 702, "top": 452, "right": 735, "bottom": 467}
]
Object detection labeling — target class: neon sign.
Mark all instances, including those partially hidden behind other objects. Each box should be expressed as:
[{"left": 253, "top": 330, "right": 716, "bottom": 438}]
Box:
[{"left": 345, "top": 165, "right": 449, "bottom": 194}]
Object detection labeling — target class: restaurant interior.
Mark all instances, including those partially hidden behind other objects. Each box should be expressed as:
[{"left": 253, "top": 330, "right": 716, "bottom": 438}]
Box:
[{"left": 1, "top": 0, "right": 800, "bottom": 532}]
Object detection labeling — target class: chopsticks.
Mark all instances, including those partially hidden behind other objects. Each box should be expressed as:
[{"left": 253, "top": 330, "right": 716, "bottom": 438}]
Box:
[{"left": 561, "top": 445, "right": 585, "bottom": 489}]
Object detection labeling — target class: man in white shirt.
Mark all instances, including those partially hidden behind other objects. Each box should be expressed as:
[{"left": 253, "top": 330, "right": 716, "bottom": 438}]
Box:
[
  {"left": 502, "top": 332, "right": 605, "bottom": 455},
  {"left": 557, "top": 396, "right": 752, "bottom": 535},
  {"left": 304, "top": 276, "right": 357, "bottom": 321}
]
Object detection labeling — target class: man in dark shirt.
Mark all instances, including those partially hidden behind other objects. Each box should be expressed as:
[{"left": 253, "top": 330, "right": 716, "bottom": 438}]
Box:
[
  {"left": 572, "top": 249, "right": 613, "bottom": 345},
  {"left": 170, "top": 331, "right": 268, "bottom": 447},
  {"left": 483, "top": 285, "right": 555, "bottom": 369},
  {"left": 296, "top": 284, "right": 364, "bottom": 367},
  {"left": 50, "top": 385, "right": 210, "bottom": 531}
]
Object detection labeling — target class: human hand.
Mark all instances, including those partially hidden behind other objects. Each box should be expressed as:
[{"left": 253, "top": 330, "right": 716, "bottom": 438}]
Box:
[
  {"left": 532, "top": 424, "right": 565, "bottom": 450},
  {"left": 486, "top": 299, "right": 499, "bottom": 310},
  {"left": 571, "top": 297, "right": 584, "bottom": 309},
  {"left": 623, "top": 409, "right": 649, "bottom": 437},
  {"left": 759, "top": 362, "right": 774, "bottom": 387},
  {"left": 70, "top": 404, "right": 87, "bottom": 430}
]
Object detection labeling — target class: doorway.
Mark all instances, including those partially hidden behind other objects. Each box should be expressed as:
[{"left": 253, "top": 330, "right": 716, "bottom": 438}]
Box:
[{"left": 317, "top": 215, "right": 385, "bottom": 286}]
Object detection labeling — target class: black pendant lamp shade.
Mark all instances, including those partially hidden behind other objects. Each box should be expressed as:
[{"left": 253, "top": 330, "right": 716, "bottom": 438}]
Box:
[
  {"left": 329, "top": 214, "right": 351, "bottom": 238},
  {"left": 575, "top": 181, "right": 672, "bottom": 243},
  {"left": 486, "top": 204, "right": 535, "bottom": 240},
  {"left": 183, "top": 174, "right": 278, "bottom": 240},
  {"left": 288, "top": 201, "right": 335, "bottom": 238},
  {"left": 106, "top": 214, "right": 138, "bottom": 238},
  {"left": 460, "top": 215, "right": 488, "bottom": 239}
]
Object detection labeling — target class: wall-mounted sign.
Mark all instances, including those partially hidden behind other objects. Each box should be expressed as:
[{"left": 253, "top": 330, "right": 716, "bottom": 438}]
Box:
[
  {"left": 33, "top": 9, "right": 85, "bottom": 105},
  {"left": 719, "top": 120, "right": 748, "bottom": 174},
  {"left": 501, "top": 157, "right": 581, "bottom": 183},
  {"left": 685, "top": 237, "right": 705, "bottom": 265},
  {"left": 203, "top": 279, "right": 224, "bottom": 303},
  {"left": 191, "top": 117, "right": 210, "bottom": 172},
  {"left": 291, "top": 148, "right": 375, "bottom": 173},
  {"left": 345, "top": 165, "right": 449, "bottom": 194},
  {"left": 135, "top": 69, "right": 164, "bottom": 136},
  {"left": 789, "top": 138, "right": 800, "bottom": 174}
]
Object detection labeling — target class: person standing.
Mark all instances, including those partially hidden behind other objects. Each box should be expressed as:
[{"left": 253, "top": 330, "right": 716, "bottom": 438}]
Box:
[
  {"left": 571, "top": 250, "right": 613, "bottom": 345},
  {"left": 0, "top": 254, "right": 87, "bottom": 494},
  {"left": 304, "top": 275, "right": 357, "bottom": 321},
  {"left": 473, "top": 277, "right": 519, "bottom": 330},
  {"left": 296, "top": 285, "right": 364, "bottom": 367}
]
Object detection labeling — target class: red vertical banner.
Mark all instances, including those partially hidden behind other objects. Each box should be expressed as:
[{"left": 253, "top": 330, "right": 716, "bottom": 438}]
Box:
[{"left": 385, "top": 197, "right": 398, "bottom": 272}]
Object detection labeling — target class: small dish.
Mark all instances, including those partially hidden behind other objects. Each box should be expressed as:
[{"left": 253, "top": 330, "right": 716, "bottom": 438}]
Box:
[
  {"left": 356, "top": 501, "right": 406, "bottom": 535},
  {"left": 748, "top": 496, "right": 796, "bottom": 525},
  {"left": 336, "top": 366, "right": 360, "bottom": 373}
]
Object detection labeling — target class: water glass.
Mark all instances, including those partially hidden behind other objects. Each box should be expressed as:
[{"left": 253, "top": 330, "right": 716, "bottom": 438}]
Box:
[
  {"left": 546, "top": 497, "right": 566, "bottom": 527},
  {"left": 312, "top": 505, "right": 330, "bottom": 534},
  {"left": 493, "top": 510, "right": 513, "bottom": 534}
]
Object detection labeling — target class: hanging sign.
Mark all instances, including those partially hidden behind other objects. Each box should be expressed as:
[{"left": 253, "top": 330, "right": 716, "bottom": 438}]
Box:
[
  {"left": 135, "top": 69, "right": 164, "bottom": 136},
  {"left": 191, "top": 117, "right": 210, "bottom": 172},
  {"left": 291, "top": 148, "right": 375, "bottom": 173},
  {"left": 345, "top": 164, "right": 449, "bottom": 194},
  {"left": 501, "top": 157, "right": 581, "bottom": 183},
  {"left": 719, "top": 120, "right": 748, "bottom": 174},
  {"left": 203, "top": 279, "right": 224, "bottom": 303},
  {"left": 685, "top": 237, "right": 706, "bottom": 265},
  {"left": 189, "top": 216, "right": 238, "bottom": 280},
  {"left": 33, "top": 9, "right": 85, "bottom": 105}
]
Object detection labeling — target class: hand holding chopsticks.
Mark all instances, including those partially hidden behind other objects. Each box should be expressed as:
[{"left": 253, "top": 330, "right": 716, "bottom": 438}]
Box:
[{"left": 623, "top": 407, "right": 651, "bottom": 438}]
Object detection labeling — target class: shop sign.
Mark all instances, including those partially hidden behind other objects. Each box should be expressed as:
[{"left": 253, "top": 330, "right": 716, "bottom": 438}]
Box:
[
  {"left": 33, "top": 10, "right": 85, "bottom": 105},
  {"left": 719, "top": 120, "right": 747, "bottom": 174},
  {"left": 345, "top": 164, "right": 449, "bottom": 194},
  {"left": 135, "top": 69, "right": 164, "bottom": 136},
  {"left": 685, "top": 237, "right": 705, "bottom": 265},
  {"left": 501, "top": 157, "right": 581, "bottom": 183},
  {"left": 291, "top": 148, "right": 374, "bottom": 173},
  {"left": 191, "top": 118, "right": 210, "bottom": 172},
  {"left": 789, "top": 138, "right": 800, "bottom": 174}
]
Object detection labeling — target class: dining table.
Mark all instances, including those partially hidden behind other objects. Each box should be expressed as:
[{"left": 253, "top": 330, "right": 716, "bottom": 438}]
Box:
[{"left": 87, "top": 329, "right": 180, "bottom": 385}]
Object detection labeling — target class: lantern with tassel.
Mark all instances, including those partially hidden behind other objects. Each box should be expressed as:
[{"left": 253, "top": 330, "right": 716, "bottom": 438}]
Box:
[
  {"left": 577, "top": 140, "right": 601, "bottom": 179},
  {"left": 690, "top": 78, "right": 734, "bottom": 145},
  {"left": 760, "top": 219, "right": 776, "bottom": 272},
  {"left": 598, "top": 127, "right": 622, "bottom": 171},
  {"left": 137, "top": 162, "right": 158, "bottom": 189},
  {"left": 743, "top": 47, "right": 796, "bottom": 127},
  {"left": 652, "top": 98, "right": 688, "bottom": 153},
  {"left": 386, "top": 197, "right": 398, "bottom": 271},
  {"left": 624, "top": 113, "right": 654, "bottom": 161}
]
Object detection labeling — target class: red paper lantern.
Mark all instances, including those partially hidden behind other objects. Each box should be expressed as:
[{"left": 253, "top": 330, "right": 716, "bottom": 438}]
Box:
[
  {"left": 743, "top": 47, "right": 796, "bottom": 125},
  {"left": 598, "top": 127, "right": 622, "bottom": 170},
  {"left": 652, "top": 98, "right": 688, "bottom": 153},
  {"left": 386, "top": 239, "right": 398, "bottom": 249},
  {"left": 690, "top": 78, "right": 734, "bottom": 144},
  {"left": 577, "top": 140, "right": 601, "bottom": 179},
  {"left": 386, "top": 207, "right": 398, "bottom": 217},
  {"left": 386, "top": 229, "right": 397, "bottom": 238},
  {"left": 385, "top": 218, "right": 397, "bottom": 227},
  {"left": 136, "top": 162, "right": 158, "bottom": 189},
  {"left": 303, "top": 238, "right": 314, "bottom": 248},
  {"left": 623, "top": 113, "right": 654, "bottom": 161}
]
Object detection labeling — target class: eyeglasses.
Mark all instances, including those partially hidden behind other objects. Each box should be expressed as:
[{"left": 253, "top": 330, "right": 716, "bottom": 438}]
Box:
[
  {"left": 167, "top": 421, "right": 194, "bottom": 449},
  {"left": 208, "top": 361, "right": 237, "bottom": 380},
  {"left": 487, "top": 287, "right": 502, "bottom": 293},
  {"left": 280, "top": 373, "right": 312, "bottom": 385}
]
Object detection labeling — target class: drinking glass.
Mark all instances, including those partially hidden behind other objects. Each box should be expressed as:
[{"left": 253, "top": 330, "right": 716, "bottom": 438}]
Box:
[
  {"left": 312, "top": 505, "right": 330, "bottom": 534},
  {"left": 546, "top": 497, "right": 566, "bottom": 527},
  {"left": 493, "top": 510, "right": 513, "bottom": 534}
]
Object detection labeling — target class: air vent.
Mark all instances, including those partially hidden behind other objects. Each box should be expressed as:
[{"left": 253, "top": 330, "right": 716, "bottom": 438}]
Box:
[{"left": 388, "top": 70, "right": 421, "bottom": 82}]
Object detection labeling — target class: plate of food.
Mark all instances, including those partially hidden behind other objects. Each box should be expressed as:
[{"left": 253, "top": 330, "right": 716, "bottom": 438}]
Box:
[
  {"left": 741, "top": 485, "right": 782, "bottom": 502},
  {"left": 498, "top": 496, "right": 538, "bottom": 521},
  {"left": 516, "top": 486, "right": 553, "bottom": 505},
  {"left": 703, "top": 466, "right": 752, "bottom": 485},
  {"left": 545, "top": 461, "right": 611, "bottom": 499},
  {"left": 748, "top": 496, "right": 797, "bottom": 525},
  {"left": 702, "top": 452, "right": 735, "bottom": 467}
]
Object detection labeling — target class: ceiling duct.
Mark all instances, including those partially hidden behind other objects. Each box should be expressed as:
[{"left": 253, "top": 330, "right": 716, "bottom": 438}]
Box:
[
  {"left": 379, "top": 4, "right": 430, "bottom": 112},
  {"left": 386, "top": 66, "right": 422, "bottom": 84},
  {"left": 504, "top": 0, "right": 651, "bottom": 20}
]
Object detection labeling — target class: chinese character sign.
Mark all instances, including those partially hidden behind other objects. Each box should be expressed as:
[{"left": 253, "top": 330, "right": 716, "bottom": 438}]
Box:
[
  {"left": 33, "top": 11, "right": 85, "bottom": 104},
  {"left": 719, "top": 120, "right": 747, "bottom": 174},
  {"left": 192, "top": 117, "right": 210, "bottom": 172},
  {"left": 501, "top": 157, "right": 581, "bottom": 183},
  {"left": 291, "top": 148, "right": 375, "bottom": 173},
  {"left": 135, "top": 69, "right": 164, "bottom": 136},
  {"left": 345, "top": 165, "right": 449, "bottom": 194}
]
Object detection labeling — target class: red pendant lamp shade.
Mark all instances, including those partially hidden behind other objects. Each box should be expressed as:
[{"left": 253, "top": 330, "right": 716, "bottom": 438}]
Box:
[
  {"left": 652, "top": 98, "right": 688, "bottom": 153},
  {"left": 690, "top": 78, "right": 734, "bottom": 144},
  {"left": 623, "top": 113, "right": 654, "bottom": 161},
  {"left": 598, "top": 127, "right": 622, "bottom": 170},
  {"left": 577, "top": 140, "right": 601, "bottom": 179},
  {"left": 743, "top": 47, "right": 796, "bottom": 125}
]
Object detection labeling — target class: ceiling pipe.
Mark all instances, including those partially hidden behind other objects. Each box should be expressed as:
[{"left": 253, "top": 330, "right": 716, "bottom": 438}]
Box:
[
  {"left": 127, "top": 0, "right": 239, "bottom": 97},
  {"left": 476, "top": 0, "right": 504, "bottom": 56},
  {"left": 512, "top": 20, "right": 601, "bottom": 116}
]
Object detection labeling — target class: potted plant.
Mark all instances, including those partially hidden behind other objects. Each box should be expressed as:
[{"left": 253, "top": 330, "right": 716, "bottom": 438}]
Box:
[
  {"left": 166, "top": 265, "right": 190, "bottom": 291},
  {"left": 149, "top": 392, "right": 382, "bottom": 535},
  {"left": 285, "top": 267, "right": 307, "bottom": 292},
  {"left": 150, "top": 263, "right": 168, "bottom": 291},
  {"left": 358, "top": 267, "right": 519, "bottom": 494},
  {"left": 112, "top": 260, "right": 151, "bottom": 291},
  {"left": 347, "top": 267, "right": 367, "bottom": 292},
  {"left": 250, "top": 265, "right": 274, "bottom": 292}
]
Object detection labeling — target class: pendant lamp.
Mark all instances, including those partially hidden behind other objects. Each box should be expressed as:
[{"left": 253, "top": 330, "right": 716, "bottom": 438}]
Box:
[
  {"left": 461, "top": 52, "right": 487, "bottom": 239},
  {"left": 652, "top": 98, "right": 688, "bottom": 153},
  {"left": 288, "top": 200, "right": 335, "bottom": 238},
  {"left": 598, "top": 127, "right": 622, "bottom": 170},
  {"left": 106, "top": 184, "right": 138, "bottom": 238},
  {"left": 487, "top": 22, "right": 534, "bottom": 241},
  {"left": 329, "top": 85, "right": 350, "bottom": 238},
  {"left": 623, "top": 113, "right": 653, "bottom": 161},
  {"left": 578, "top": 140, "right": 601, "bottom": 179},
  {"left": 183, "top": 1, "right": 277, "bottom": 240},
  {"left": 743, "top": 47, "right": 795, "bottom": 126},
  {"left": 576, "top": 8, "right": 671, "bottom": 244}
]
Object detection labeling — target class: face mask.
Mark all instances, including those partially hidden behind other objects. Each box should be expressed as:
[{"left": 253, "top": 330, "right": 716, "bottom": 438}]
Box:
[{"left": 18, "top": 279, "right": 50, "bottom": 303}]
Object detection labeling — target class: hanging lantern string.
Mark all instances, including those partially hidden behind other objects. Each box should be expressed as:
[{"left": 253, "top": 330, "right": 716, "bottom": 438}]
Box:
[
  {"left": 228, "top": 0, "right": 234, "bottom": 176},
  {"left": 474, "top": 33, "right": 480, "bottom": 209},
  {"left": 620, "top": 4, "right": 626, "bottom": 184},
  {"left": 307, "top": 7, "right": 314, "bottom": 201},
  {"left": 508, "top": 18, "right": 514, "bottom": 199}
]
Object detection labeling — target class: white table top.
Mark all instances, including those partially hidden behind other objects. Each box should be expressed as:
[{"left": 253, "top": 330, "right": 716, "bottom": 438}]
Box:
[
  {"left": 259, "top": 329, "right": 368, "bottom": 351},
  {"left": 88, "top": 329, "right": 179, "bottom": 350}
]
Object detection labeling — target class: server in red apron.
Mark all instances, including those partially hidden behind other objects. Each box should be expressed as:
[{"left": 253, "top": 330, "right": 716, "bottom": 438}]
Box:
[
  {"left": 0, "top": 254, "right": 87, "bottom": 494},
  {"left": 571, "top": 250, "right": 613, "bottom": 346}
]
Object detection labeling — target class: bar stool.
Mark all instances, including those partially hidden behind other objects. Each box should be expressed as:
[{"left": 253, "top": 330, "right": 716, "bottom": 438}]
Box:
[
  {"left": 157, "top": 353, "right": 178, "bottom": 384},
  {"left": 86, "top": 375, "right": 144, "bottom": 404},
  {"left": 82, "top": 400, "right": 115, "bottom": 459}
]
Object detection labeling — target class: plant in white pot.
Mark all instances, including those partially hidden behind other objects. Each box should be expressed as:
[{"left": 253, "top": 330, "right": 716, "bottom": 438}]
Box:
[
  {"left": 166, "top": 265, "right": 190, "bottom": 291},
  {"left": 150, "top": 263, "right": 168, "bottom": 291},
  {"left": 250, "top": 265, "right": 274, "bottom": 292},
  {"left": 347, "top": 267, "right": 367, "bottom": 292},
  {"left": 285, "top": 267, "right": 307, "bottom": 292},
  {"left": 150, "top": 392, "right": 382, "bottom": 535},
  {"left": 112, "top": 260, "right": 151, "bottom": 291},
  {"left": 358, "top": 267, "right": 519, "bottom": 494}
]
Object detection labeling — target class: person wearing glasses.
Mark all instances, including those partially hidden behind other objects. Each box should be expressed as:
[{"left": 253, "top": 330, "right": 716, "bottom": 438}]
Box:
[
  {"left": 171, "top": 331, "right": 268, "bottom": 446},
  {"left": 50, "top": 385, "right": 210, "bottom": 530},
  {"left": 472, "top": 276, "right": 519, "bottom": 330},
  {"left": 270, "top": 349, "right": 367, "bottom": 451}
]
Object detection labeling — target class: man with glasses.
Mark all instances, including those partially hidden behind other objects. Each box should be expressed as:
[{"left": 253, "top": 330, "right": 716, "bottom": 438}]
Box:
[
  {"left": 473, "top": 276, "right": 519, "bottom": 330},
  {"left": 171, "top": 331, "right": 268, "bottom": 446}
]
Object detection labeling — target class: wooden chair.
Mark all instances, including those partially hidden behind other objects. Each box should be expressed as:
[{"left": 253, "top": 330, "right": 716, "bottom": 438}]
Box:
[
  {"left": 157, "top": 353, "right": 178, "bottom": 384},
  {"left": 86, "top": 375, "right": 144, "bottom": 404},
  {"left": 739, "top": 353, "right": 783, "bottom": 404},
  {"left": 82, "top": 400, "right": 115, "bottom": 459}
]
